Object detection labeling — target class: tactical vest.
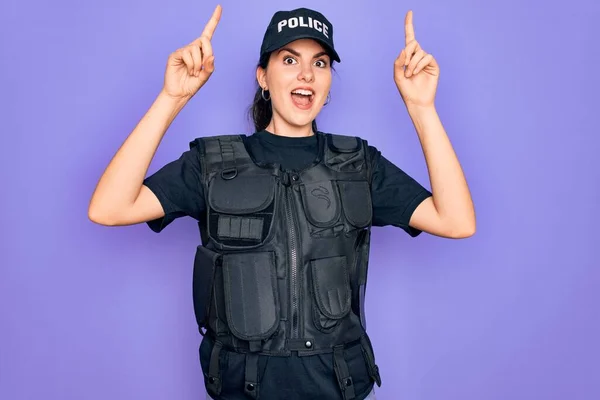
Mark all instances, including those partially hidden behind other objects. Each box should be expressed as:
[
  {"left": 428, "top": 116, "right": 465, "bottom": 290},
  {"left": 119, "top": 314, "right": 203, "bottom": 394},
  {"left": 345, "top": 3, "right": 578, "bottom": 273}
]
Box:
[{"left": 190, "top": 133, "right": 382, "bottom": 399}]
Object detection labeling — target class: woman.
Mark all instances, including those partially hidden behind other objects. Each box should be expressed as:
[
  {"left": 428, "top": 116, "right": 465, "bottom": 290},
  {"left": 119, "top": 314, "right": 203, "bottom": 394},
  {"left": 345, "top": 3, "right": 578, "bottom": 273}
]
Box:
[{"left": 88, "top": 5, "right": 475, "bottom": 400}]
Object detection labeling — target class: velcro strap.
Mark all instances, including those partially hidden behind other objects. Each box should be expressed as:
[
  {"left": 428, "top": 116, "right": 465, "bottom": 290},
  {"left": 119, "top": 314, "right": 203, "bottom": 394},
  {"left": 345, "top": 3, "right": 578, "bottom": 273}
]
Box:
[
  {"left": 218, "top": 137, "right": 237, "bottom": 179},
  {"left": 333, "top": 345, "right": 356, "bottom": 400},
  {"left": 244, "top": 353, "right": 260, "bottom": 399},
  {"left": 248, "top": 340, "right": 262, "bottom": 353},
  {"left": 207, "top": 341, "right": 223, "bottom": 396},
  {"left": 217, "top": 216, "right": 264, "bottom": 240},
  {"left": 360, "top": 336, "right": 381, "bottom": 387}
]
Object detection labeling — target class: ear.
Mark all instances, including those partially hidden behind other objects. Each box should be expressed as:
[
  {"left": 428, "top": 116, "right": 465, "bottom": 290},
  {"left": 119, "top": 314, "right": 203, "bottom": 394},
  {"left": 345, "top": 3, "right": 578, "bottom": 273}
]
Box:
[{"left": 256, "top": 66, "right": 267, "bottom": 90}]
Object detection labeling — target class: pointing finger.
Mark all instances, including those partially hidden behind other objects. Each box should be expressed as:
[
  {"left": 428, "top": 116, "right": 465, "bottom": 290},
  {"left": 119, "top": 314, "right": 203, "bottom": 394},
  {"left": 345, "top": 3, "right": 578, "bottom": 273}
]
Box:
[
  {"left": 404, "top": 10, "right": 415, "bottom": 46},
  {"left": 201, "top": 4, "right": 222, "bottom": 41}
]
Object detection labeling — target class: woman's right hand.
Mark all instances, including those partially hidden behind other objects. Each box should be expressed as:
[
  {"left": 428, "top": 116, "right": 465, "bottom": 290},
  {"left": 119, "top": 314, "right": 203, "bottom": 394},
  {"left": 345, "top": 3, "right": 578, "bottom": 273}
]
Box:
[{"left": 162, "top": 5, "right": 222, "bottom": 100}]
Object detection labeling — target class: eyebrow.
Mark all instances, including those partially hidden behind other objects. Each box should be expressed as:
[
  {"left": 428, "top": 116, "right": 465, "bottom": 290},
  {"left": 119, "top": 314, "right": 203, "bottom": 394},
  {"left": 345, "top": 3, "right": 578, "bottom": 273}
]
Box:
[{"left": 277, "top": 47, "right": 329, "bottom": 59}]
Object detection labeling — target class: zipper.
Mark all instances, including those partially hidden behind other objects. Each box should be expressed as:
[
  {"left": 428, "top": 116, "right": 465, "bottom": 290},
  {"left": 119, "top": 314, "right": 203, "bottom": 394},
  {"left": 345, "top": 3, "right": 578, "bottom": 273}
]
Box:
[{"left": 282, "top": 171, "right": 300, "bottom": 338}]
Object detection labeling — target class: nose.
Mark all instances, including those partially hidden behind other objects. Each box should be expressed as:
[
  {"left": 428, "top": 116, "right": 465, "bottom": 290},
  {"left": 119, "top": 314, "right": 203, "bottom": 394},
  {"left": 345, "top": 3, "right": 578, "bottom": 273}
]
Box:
[{"left": 297, "top": 62, "right": 315, "bottom": 83}]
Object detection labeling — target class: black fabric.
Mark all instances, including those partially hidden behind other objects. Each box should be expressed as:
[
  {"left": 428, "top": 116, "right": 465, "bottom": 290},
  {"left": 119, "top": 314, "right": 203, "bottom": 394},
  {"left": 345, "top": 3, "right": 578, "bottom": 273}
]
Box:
[
  {"left": 208, "top": 173, "right": 276, "bottom": 214},
  {"left": 360, "top": 335, "right": 381, "bottom": 387},
  {"left": 192, "top": 245, "right": 221, "bottom": 331},
  {"left": 325, "top": 134, "right": 366, "bottom": 172},
  {"left": 199, "top": 334, "right": 374, "bottom": 400},
  {"left": 217, "top": 216, "right": 264, "bottom": 240},
  {"left": 145, "top": 129, "right": 430, "bottom": 399},
  {"left": 143, "top": 129, "right": 432, "bottom": 236},
  {"left": 206, "top": 340, "right": 223, "bottom": 396},
  {"left": 311, "top": 256, "right": 351, "bottom": 319},
  {"left": 353, "top": 230, "right": 371, "bottom": 331},
  {"left": 207, "top": 172, "right": 276, "bottom": 247},
  {"left": 338, "top": 181, "right": 372, "bottom": 228},
  {"left": 209, "top": 202, "right": 274, "bottom": 248},
  {"left": 300, "top": 180, "right": 341, "bottom": 227},
  {"left": 333, "top": 345, "right": 356, "bottom": 400},
  {"left": 244, "top": 353, "right": 259, "bottom": 399},
  {"left": 218, "top": 136, "right": 237, "bottom": 176},
  {"left": 222, "top": 252, "right": 279, "bottom": 340}
]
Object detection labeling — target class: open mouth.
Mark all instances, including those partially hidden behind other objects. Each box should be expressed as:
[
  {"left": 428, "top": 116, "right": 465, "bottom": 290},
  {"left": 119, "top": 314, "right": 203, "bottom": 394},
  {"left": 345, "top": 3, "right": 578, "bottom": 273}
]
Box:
[{"left": 291, "top": 89, "right": 314, "bottom": 109}]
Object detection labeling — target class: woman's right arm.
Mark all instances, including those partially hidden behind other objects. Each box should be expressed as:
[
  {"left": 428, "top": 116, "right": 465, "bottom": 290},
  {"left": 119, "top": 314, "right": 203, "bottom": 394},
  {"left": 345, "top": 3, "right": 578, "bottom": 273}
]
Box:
[
  {"left": 88, "top": 5, "right": 222, "bottom": 227},
  {"left": 88, "top": 92, "right": 189, "bottom": 226}
]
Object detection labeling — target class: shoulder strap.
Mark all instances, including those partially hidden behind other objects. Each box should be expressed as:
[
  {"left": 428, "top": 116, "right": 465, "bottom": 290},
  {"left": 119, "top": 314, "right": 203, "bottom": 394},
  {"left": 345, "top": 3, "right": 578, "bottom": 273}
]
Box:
[
  {"left": 322, "top": 133, "right": 370, "bottom": 176},
  {"left": 191, "top": 134, "right": 253, "bottom": 180},
  {"left": 326, "top": 133, "right": 361, "bottom": 153}
]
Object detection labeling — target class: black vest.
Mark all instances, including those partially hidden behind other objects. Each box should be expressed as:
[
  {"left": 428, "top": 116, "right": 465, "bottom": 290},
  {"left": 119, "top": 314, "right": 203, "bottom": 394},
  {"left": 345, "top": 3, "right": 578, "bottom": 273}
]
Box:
[{"left": 191, "top": 133, "right": 381, "bottom": 399}]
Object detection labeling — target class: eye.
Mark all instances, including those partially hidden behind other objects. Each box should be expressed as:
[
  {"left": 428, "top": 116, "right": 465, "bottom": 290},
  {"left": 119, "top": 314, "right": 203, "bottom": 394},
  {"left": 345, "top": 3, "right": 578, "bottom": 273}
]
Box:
[
  {"left": 283, "top": 56, "right": 297, "bottom": 65},
  {"left": 315, "top": 59, "right": 328, "bottom": 68}
]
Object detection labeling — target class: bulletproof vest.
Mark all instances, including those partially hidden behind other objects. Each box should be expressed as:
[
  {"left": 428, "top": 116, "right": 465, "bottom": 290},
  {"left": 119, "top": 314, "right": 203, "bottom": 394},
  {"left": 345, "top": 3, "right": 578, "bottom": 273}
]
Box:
[{"left": 190, "top": 133, "right": 381, "bottom": 399}]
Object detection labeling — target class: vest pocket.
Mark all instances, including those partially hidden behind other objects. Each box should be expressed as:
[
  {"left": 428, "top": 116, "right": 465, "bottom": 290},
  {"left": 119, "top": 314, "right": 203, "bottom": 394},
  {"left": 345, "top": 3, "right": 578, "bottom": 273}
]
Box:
[
  {"left": 338, "top": 181, "right": 372, "bottom": 229},
  {"left": 192, "top": 245, "right": 221, "bottom": 331},
  {"left": 207, "top": 173, "right": 276, "bottom": 248},
  {"left": 310, "top": 255, "right": 351, "bottom": 331},
  {"left": 300, "top": 180, "right": 344, "bottom": 237},
  {"left": 222, "top": 251, "right": 279, "bottom": 341}
]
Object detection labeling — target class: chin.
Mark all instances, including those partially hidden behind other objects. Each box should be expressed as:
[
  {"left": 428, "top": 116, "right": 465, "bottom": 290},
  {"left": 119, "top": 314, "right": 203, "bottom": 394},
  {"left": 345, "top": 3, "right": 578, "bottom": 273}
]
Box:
[
  {"left": 291, "top": 105, "right": 324, "bottom": 123},
  {"left": 287, "top": 113, "right": 316, "bottom": 128},
  {"left": 276, "top": 108, "right": 316, "bottom": 128}
]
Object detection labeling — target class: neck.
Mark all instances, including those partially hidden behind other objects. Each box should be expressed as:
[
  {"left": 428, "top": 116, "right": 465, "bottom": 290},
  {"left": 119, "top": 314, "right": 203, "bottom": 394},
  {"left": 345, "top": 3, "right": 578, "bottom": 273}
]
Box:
[{"left": 265, "top": 111, "right": 314, "bottom": 138}]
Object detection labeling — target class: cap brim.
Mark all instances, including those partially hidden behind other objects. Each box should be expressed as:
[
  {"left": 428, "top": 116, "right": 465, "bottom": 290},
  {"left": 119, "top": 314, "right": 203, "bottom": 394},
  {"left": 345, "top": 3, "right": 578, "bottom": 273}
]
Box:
[{"left": 263, "top": 33, "right": 341, "bottom": 63}]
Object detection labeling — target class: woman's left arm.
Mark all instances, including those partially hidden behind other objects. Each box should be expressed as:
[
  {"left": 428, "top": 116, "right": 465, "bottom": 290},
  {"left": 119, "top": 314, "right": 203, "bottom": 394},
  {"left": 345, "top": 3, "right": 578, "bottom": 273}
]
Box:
[
  {"left": 406, "top": 105, "right": 476, "bottom": 238},
  {"left": 394, "top": 10, "right": 476, "bottom": 239}
]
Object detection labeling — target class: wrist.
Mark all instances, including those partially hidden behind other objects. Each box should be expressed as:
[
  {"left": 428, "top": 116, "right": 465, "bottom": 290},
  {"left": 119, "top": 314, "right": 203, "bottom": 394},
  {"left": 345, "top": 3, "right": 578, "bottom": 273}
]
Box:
[
  {"left": 406, "top": 102, "right": 436, "bottom": 117},
  {"left": 151, "top": 89, "right": 190, "bottom": 125},
  {"left": 406, "top": 103, "right": 441, "bottom": 138},
  {"left": 158, "top": 88, "right": 191, "bottom": 109}
]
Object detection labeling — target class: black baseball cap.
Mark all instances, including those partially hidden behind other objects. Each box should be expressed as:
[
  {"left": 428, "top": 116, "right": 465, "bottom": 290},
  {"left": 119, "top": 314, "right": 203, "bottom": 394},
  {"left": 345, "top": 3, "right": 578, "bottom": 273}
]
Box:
[{"left": 260, "top": 7, "right": 341, "bottom": 64}]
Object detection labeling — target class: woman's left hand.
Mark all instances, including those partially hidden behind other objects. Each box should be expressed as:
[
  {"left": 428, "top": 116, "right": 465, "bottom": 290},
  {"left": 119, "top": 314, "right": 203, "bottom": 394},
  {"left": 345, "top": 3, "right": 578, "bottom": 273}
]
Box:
[{"left": 394, "top": 11, "right": 440, "bottom": 109}]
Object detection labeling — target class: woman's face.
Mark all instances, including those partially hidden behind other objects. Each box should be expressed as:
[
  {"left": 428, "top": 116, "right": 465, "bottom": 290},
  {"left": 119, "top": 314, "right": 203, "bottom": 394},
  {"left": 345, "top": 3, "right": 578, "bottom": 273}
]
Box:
[{"left": 257, "top": 38, "right": 332, "bottom": 131}]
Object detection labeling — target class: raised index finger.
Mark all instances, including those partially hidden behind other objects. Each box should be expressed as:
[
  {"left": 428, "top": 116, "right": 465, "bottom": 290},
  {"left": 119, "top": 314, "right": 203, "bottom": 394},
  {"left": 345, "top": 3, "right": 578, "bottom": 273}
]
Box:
[
  {"left": 404, "top": 10, "right": 415, "bottom": 46},
  {"left": 201, "top": 4, "right": 222, "bottom": 40}
]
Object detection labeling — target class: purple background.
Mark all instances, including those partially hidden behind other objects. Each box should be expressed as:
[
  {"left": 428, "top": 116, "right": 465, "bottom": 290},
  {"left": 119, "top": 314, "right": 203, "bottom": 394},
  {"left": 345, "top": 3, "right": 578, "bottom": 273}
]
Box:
[{"left": 2, "top": 0, "right": 599, "bottom": 399}]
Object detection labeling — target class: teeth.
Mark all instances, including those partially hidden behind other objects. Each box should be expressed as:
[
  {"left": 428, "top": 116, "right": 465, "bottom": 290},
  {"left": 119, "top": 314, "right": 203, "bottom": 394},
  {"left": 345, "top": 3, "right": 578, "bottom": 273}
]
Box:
[{"left": 292, "top": 89, "right": 313, "bottom": 96}]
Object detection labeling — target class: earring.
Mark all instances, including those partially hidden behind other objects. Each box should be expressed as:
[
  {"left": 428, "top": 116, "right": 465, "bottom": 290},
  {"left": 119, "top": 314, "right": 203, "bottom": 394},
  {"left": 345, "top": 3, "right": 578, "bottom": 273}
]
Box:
[
  {"left": 261, "top": 88, "right": 271, "bottom": 101},
  {"left": 324, "top": 92, "right": 331, "bottom": 106}
]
